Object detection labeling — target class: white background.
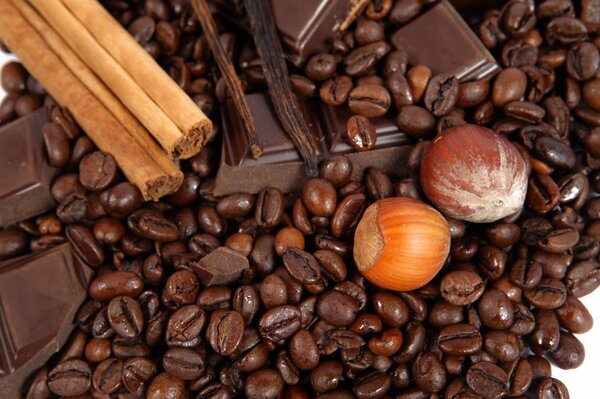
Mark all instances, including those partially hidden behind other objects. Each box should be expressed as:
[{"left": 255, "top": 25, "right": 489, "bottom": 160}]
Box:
[{"left": 1, "top": 52, "right": 599, "bottom": 398}]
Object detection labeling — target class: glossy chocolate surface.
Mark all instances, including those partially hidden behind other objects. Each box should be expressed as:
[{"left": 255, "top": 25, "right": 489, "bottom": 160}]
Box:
[
  {"left": 391, "top": 0, "right": 500, "bottom": 82},
  {"left": 215, "top": 93, "right": 410, "bottom": 195},
  {"left": 0, "top": 107, "right": 58, "bottom": 227},
  {"left": 0, "top": 244, "right": 93, "bottom": 398}
]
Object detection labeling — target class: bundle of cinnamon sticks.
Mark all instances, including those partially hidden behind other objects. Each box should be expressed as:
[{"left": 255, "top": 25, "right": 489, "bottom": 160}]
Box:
[{"left": 0, "top": 0, "right": 213, "bottom": 200}]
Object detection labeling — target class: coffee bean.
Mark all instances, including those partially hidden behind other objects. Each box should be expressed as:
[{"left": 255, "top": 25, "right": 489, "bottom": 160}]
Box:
[
  {"left": 396, "top": 105, "right": 435, "bottom": 138},
  {"left": 259, "top": 305, "right": 302, "bottom": 342},
  {"left": 412, "top": 351, "right": 447, "bottom": 393},
  {"left": 166, "top": 304, "right": 206, "bottom": 348},
  {"left": 305, "top": 53, "right": 337, "bottom": 82},
  {"left": 478, "top": 289, "right": 514, "bottom": 330},
  {"left": 48, "top": 360, "right": 92, "bottom": 397},
  {"left": 466, "top": 361, "right": 508, "bottom": 398},
  {"left": 440, "top": 271, "right": 485, "bottom": 305},
  {"left": 424, "top": 73, "right": 459, "bottom": 117},
  {"left": 122, "top": 357, "right": 157, "bottom": 396},
  {"left": 162, "top": 347, "right": 205, "bottom": 380},
  {"left": 566, "top": 41, "right": 599, "bottom": 81},
  {"left": 348, "top": 84, "right": 391, "bottom": 118},
  {"left": 556, "top": 295, "right": 593, "bottom": 333},
  {"left": 43, "top": 122, "right": 70, "bottom": 168},
  {"left": 346, "top": 115, "right": 376, "bottom": 152},
  {"left": 344, "top": 41, "right": 391, "bottom": 77},
  {"left": 302, "top": 178, "right": 337, "bottom": 217},
  {"left": 290, "top": 328, "right": 320, "bottom": 370},
  {"left": 524, "top": 277, "right": 567, "bottom": 309},
  {"left": 536, "top": 377, "right": 570, "bottom": 399},
  {"left": 549, "top": 331, "right": 585, "bottom": 369},
  {"left": 386, "top": 71, "right": 413, "bottom": 108},
  {"left": 92, "top": 358, "right": 123, "bottom": 394},
  {"left": 255, "top": 187, "right": 284, "bottom": 228},
  {"left": 0, "top": 228, "right": 27, "bottom": 260},
  {"left": 89, "top": 271, "right": 144, "bottom": 302},
  {"left": 245, "top": 369, "right": 284, "bottom": 399},
  {"left": 79, "top": 151, "right": 117, "bottom": 191},
  {"left": 107, "top": 296, "right": 144, "bottom": 338},
  {"left": 438, "top": 323, "right": 483, "bottom": 355},
  {"left": 493, "top": 68, "right": 527, "bottom": 108},
  {"left": 530, "top": 309, "right": 560, "bottom": 354},
  {"left": 146, "top": 372, "right": 186, "bottom": 399},
  {"left": 66, "top": 224, "right": 105, "bottom": 267},
  {"left": 565, "top": 260, "right": 600, "bottom": 297}
]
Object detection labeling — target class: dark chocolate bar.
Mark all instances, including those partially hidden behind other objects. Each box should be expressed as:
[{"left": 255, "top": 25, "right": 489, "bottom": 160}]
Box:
[
  {"left": 0, "top": 107, "right": 58, "bottom": 227},
  {"left": 450, "top": 0, "right": 504, "bottom": 12},
  {"left": 0, "top": 244, "right": 93, "bottom": 398},
  {"left": 391, "top": 0, "right": 500, "bottom": 82},
  {"left": 209, "top": 0, "right": 367, "bottom": 67},
  {"left": 214, "top": 93, "right": 411, "bottom": 195}
]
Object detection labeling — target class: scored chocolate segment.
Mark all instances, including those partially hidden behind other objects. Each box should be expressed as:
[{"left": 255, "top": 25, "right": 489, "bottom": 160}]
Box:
[
  {"left": 0, "top": 244, "right": 93, "bottom": 398},
  {"left": 215, "top": 93, "right": 411, "bottom": 196},
  {"left": 0, "top": 107, "right": 58, "bottom": 227},
  {"left": 391, "top": 0, "right": 500, "bottom": 82},
  {"left": 191, "top": 247, "right": 250, "bottom": 286}
]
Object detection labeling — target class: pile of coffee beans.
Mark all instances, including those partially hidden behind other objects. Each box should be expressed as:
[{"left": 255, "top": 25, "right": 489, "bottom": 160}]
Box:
[{"left": 2, "top": 0, "right": 600, "bottom": 398}]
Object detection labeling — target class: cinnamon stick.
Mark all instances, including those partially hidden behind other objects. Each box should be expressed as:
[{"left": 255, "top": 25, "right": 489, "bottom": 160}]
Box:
[
  {"left": 9, "top": 0, "right": 180, "bottom": 181},
  {"left": 191, "top": 0, "right": 263, "bottom": 159},
  {"left": 60, "top": 0, "right": 212, "bottom": 159},
  {"left": 243, "top": 0, "right": 319, "bottom": 176},
  {"left": 0, "top": 0, "right": 183, "bottom": 200}
]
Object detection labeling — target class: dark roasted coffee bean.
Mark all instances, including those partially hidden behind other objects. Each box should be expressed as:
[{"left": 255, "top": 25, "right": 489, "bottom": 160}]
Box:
[
  {"left": 162, "top": 347, "right": 205, "bottom": 380},
  {"left": 107, "top": 296, "right": 144, "bottom": 338},
  {"left": 566, "top": 41, "right": 599, "bottom": 81},
  {"left": 162, "top": 269, "right": 199, "bottom": 308},
  {"left": 365, "top": 167, "right": 393, "bottom": 200},
  {"left": 502, "top": 39, "right": 538, "bottom": 67},
  {"left": 344, "top": 41, "right": 390, "bottom": 77},
  {"left": 536, "top": 378, "right": 570, "bottom": 399},
  {"left": 259, "top": 305, "right": 302, "bottom": 342},
  {"left": 476, "top": 244, "right": 507, "bottom": 280},
  {"left": 412, "top": 351, "right": 447, "bottom": 393},
  {"left": 310, "top": 360, "right": 344, "bottom": 393},
  {"left": 524, "top": 277, "right": 567, "bottom": 309},
  {"left": 396, "top": 105, "right": 435, "bottom": 138},
  {"left": 484, "top": 330, "right": 521, "bottom": 362},
  {"left": 556, "top": 295, "right": 593, "bottom": 333},
  {"left": 122, "top": 357, "right": 157, "bottom": 396},
  {"left": 478, "top": 289, "right": 514, "bottom": 330},
  {"left": 438, "top": 323, "right": 482, "bottom": 355},
  {"left": 103, "top": 182, "right": 143, "bottom": 218},
  {"left": 43, "top": 122, "right": 70, "bottom": 168},
  {"left": 367, "top": 327, "right": 401, "bottom": 356},
  {"left": 394, "top": 321, "right": 426, "bottom": 363},
  {"left": 424, "top": 73, "right": 459, "bottom": 117},
  {"left": 166, "top": 304, "right": 205, "bottom": 348},
  {"left": 386, "top": 71, "right": 413, "bottom": 108},
  {"left": 533, "top": 136, "right": 576, "bottom": 169},
  {"left": 289, "top": 328, "right": 320, "bottom": 370},
  {"left": 0, "top": 228, "right": 27, "bottom": 260},
  {"left": 57, "top": 192, "right": 88, "bottom": 224},
  {"left": 440, "top": 271, "right": 485, "bottom": 306},
  {"left": 320, "top": 155, "right": 353, "bottom": 188},
  {"left": 493, "top": 68, "right": 527, "bottom": 108},
  {"left": 565, "top": 260, "right": 600, "bottom": 297},
  {"left": 79, "top": 151, "right": 117, "bottom": 191},
  {"left": 466, "top": 361, "right": 508, "bottom": 398},
  {"left": 92, "top": 358, "right": 122, "bottom": 394},
  {"left": 502, "top": 358, "right": 533, "bottom": 397},
  {"left": 290, "top": 73, "right": 317, "bottom": 97},
  {"left": 283, "top": 247, "right": 327, "bottom": 293},
  {"left": 429, "top": 301, "right": 464, "bottom": 328},
  {"left": 146, "top": 372, "right": 187, "bottom": 399},
  {"left": 255, "top": 187, "right": 284, "bottom": 228},
  {"left": 346, "top": 115, "right": 376, "bottom": 152},
  {"left": 66, "top": 224, "right": 105, "bottom": 267},
  {"left": 372, "top": 291, "right": 409, "bottom": 327},
  {"left": 527, "top": 174, "right": 560, "bottom": 213},
  {"left": 89, "top": 271, "right": 144, "bottom": 301},
  {"left": 501, "top": 0, "right": 536, "bottom": 36},
  {"left": 305, "top": 53, "right": 337, "bottom": 82},
  {"left": 276, "top": 350, "right": 300, "bottom": 385},
  {"left": 353, "top": 371, "right": 392, "bottom": 399},
  {"left": 47, "top": 360, "right": 92, "bottom": 397},
  {"left": 317, "top": 290, "right": 359, "bottom": 327},
  {"left": 537, "top": 228, "right": 579, "bottom": 253},
  {"left": 1, "top": 61, "right": 26, "bottom": 92},
  {"left": 530, "top": 309, "right": 560, "bottom": 354},
  {"left": 348, "top": 84, "right": 391, "bottom": 118},
  {"left": 548, "top": 331, "right": 585, "bottom": 369}
]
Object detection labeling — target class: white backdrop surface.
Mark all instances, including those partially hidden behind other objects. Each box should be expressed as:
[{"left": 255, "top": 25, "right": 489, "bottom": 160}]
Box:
[{"left": 1, "top": 51, "right": 599, "bottom": 398}]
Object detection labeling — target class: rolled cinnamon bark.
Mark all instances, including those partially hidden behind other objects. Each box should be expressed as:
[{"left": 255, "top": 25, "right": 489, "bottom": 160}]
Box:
[
  {"left": 10, "top": 0, "right": 180, "bottom": 182},
  {"left": 29, "top": 0, "right": 209, "bottom": 159},
  {"left": 61, "top": 0, "right": 213, "bottom": 158},
  {"left": 0, "top": 0, "right": 183, "bottom": 200}
]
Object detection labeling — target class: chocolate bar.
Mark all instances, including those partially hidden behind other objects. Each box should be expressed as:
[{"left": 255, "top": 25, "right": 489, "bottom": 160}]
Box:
[
  {"left": 214, "top": 93, "right": 411, "bottom": 196},
  {"left": 391, "top": 0, "right": 500, "bottom": 82},
  {"left": 0, "top": 107, "right": 58, "bottom": 227},
  {"left": 450, "top": 0, "right": 504, "bottom": 12},
  {"left": 0, "top": 244, "right": 93, "bottom": 398},
  {"left": 210, "top": 0, "right": 368, "bottom": 67}
]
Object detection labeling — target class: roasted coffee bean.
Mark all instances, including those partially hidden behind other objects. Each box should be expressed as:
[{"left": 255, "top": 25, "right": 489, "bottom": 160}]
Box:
[
  {"left": 536, "top": 377, "right": 570, "bottom": 399},
  {"left": 89, "top": 271, "right": 144, "bottom": 301},
  {"left": 166, "top": 304, "right": 206, "bottom": 348},
  {"left": 320, "top": 155, "right": 353, "bottom": 188},
  {"left": 317, "top": 290, "right": 359, "bottom": 327},
  {"left": 107, "top": 296, "right": 144, "bottom": 338},
  {"left": 233, "top": 285, "right": 260, "bottom": 326},
  {"left": 162, "top": 269, "right": 199, "bottom": 308},
  {"left": 346, "top": 115, "right": 376, "bottom": 152},
  {"left": 524, "top": 277, "right": 567, "bottom": 309},
  {"left": 353, "top": 371, "right": 392, "bottom": 399},
  {"left": 43, "top": 122, "right": 70, "bottom": 168},
  {"left": 394, "top": 321, "right": 426, "bottom": 363},
  {"left": 0, "top": 228, "right": 27, "bottom": 260},
  {"left": 79, "top": 151, "right": 117, "bottom": 191},
  {"left": 466, "top": 361, "right": 508, "bottom": 398},
  {"left": 565, "top": 260, "right": 600, "bottom": 297},
  {"left": 1, "top": 61, "right": 26, "bottom": 92},
  {"left": 440, "top": 271, "right": 485, "bottom": 306},
  {"left": 566, "top": 41, "right": 599, "bottom": 81},
  {"left": 438, "top": 324, "right": 482, "bottom": 355},
  {"left": 365, "top": 167, "right": 393, "bottom": 200},
  {"left": 502, "top": 358, "right": 533, "bottom": 397},
  {"left": 476, "top": 244, "right": 507, "bottom": 280},
  {"left": 92, "top": 358, "right": 123, "bottom": 394},
  {"left": 146, "top": 372, "right": 187, "bottom": 399},
  {"left": 533, "top": 136, "right": 576, "bottom": 170},
  {"left": 290, "top": 328, "right": 320, "bottom": 370},
  {"left": 484, "top": 330, "right": 521, "bottom": 362},
  {"left": 305, "top": 53, "right": 337, "bottom": 82},
  {"left": 283, "top": 247, "right": 327, "bottom": 293},
  {"left": 259, "top": 274, "right": 287, "bottom": 308},
  {"left": 259, "top": 305, "right": 302, "bottom": 342},
  {"left": 549, "top": 331, "right": 585, "bottom": 369},
  {"left": 530, "top": 309, "right": 560, "bottom": 354},
  {"left": 372, "top": 292, "right": 409, "bottom": 327},
  {"left": 386, "top": 71, "right": 413, "bottom": 108},
  {"left": 424, "top": 73, "right": 459, "bottom": 117},
  {"left": 556, "top": 295, "right": 593, "bottom": 333},
  {"left": 493, "top": 68, "right": 528, "bottom": 108},
  {"left": 344, "top": 41, "right": 390, "bottom": 77},
  {"left": 501, "top": 0, "right": 537, "bottom": 36},
  {"left": 396, "top": 105, "right": 435, "bottom": 138},
  {"left": 478, "top": 289, "right": 514, "bottom": 330},
  {"left": 122, "top": 357, "right": 157, "bottom": 396},
  {"left": 348, "top": 84, "right": 391, "bottom": 118},
  {"left": 527, "top": 174, "right": 560, "bottom": 213},
  {"left": 412, "top": 351, "right": 447, "bottom": 393},
  {"left": 57, "top": 192, "right": 88, "bottom": 224},
  {"left": 291, "top": 73, "right": 317, "bottom": 97},
  {"left": 502, "top": 39, "right": 538, "bottom": 67},
  {"left": 311, "top": 360, "right": 344, "bottom": 393},
  {"left": 255, "top": 187, "right": 284, "bottom": 228},
  {"left": 276, "top": 350, "right": 301, "bottom": 385},
  {"left": 429, "top": 301, "right": 464, "bottom": 328},
  {"left": 66, "top": 224, "right": 105, "bottom": 267},
  {"left": 162, "top": 347, "right": 205, "bottom": 380},
  {"left": 103, "top": 182, "right": 143, "bottom": 218},
  {"left": 320, "top": 75, "right": 353, "bottom": 106},
  {"left": 47, "top": 360, "right": 92, "bottom": 397}
]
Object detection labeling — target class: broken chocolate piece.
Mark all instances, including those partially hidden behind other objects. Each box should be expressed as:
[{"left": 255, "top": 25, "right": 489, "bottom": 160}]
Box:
[
  {"left": 391, "top": 0, "right": 500, "bottom": 81},
  {"left": 191, "top": 247, "right": 250, "bottom": 286},
  {"left": 0, "top": 244, "right": 94, "bottom": 398},
  {"left": 0, "top": 107, "right": 58, "bottom": 227}
]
